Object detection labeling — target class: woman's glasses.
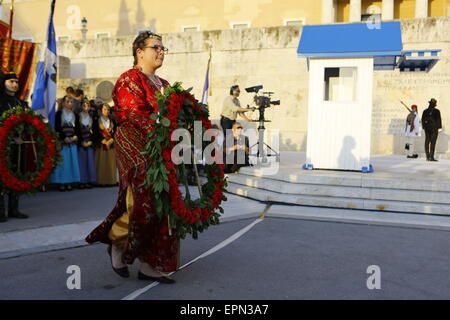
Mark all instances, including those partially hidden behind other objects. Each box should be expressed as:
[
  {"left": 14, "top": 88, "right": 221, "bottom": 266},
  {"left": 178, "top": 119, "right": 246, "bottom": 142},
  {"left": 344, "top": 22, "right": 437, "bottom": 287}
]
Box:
[{"left": 141, "top": 45, "right": 169, "bottom": 54}]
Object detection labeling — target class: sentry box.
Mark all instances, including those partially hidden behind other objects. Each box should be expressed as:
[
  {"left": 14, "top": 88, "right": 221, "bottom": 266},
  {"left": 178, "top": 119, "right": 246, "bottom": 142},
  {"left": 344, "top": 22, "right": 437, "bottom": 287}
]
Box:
[{"left": 297, "top": 21, "right": 440, "bottom": 172}]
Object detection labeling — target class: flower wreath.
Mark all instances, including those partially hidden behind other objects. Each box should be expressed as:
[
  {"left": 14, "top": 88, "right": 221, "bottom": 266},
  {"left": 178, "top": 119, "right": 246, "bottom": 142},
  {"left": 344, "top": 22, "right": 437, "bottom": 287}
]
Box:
[
  {"left": 145, "top": 82, "right": 227, "bottom": 239},
  {"left": 0, "top": 107, "right": 61, "bottom": 194}
]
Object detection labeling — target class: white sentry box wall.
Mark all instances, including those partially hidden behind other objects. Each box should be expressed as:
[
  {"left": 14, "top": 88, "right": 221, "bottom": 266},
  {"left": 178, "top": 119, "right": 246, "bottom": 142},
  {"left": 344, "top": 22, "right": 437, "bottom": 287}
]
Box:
[{"left": 306, "top": 57, "right": 374, "bottom": 171}]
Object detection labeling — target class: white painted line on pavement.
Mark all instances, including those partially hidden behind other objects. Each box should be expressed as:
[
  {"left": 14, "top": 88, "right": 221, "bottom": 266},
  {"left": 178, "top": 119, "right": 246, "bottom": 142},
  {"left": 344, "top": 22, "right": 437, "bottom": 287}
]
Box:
[{"left": 122, "top": 205, "right": 271, "bottom": 300}]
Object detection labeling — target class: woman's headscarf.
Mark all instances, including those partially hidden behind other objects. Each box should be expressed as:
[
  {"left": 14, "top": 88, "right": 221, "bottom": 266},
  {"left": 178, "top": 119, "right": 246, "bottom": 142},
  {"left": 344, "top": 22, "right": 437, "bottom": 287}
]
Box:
[{"left": 0, "top": 72, "right": 19, "bottom": 98}]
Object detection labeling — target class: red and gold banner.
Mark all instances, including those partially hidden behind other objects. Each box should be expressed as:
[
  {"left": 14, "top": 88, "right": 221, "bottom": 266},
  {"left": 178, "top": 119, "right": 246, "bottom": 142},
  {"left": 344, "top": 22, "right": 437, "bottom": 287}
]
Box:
[{"left": 0, "top": 39, "right": 37, "bottom": 100}]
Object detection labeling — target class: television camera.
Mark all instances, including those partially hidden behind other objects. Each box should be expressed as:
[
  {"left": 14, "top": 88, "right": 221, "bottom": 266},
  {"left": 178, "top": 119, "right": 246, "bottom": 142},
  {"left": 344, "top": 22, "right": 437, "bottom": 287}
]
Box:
[{"left": 245, "top": 85, "right": 281, "bottom": 162}]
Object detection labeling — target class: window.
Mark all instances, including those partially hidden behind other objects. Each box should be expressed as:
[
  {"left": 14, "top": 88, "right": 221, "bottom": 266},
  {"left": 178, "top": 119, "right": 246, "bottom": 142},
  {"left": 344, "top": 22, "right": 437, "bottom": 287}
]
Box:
[
  {"left": 283, "top": 18, "right": 305, "bottom": 26},
  {"left": 324, "top": 67, "right": 357, "bottom": 102},
  {"left": 362, "top": 4, "right": 382, "bottom": 22},
  {"left": 361, "top": 14, "right": 381, "bottom": 22},
  {"left": 96, "top": 32, "right": 110, "bottom": 39},
  {"left": 182, "top": 25, "right": 200, "bottom": 32},
  {"left": 58, "top": 35, "right": 71, "bottom": 42},
  {"left": 230, "top": 22, "right": 250, "bottom": 29}
]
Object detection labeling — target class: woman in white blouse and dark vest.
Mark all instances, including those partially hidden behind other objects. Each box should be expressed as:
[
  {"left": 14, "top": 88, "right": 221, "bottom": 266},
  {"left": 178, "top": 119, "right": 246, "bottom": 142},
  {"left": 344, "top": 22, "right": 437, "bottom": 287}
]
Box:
[
  {"left": 93, "top": 103, "right": 117, "bottom": 186},
  {"left": 51, "top": 95, "right": 81, "bottom": 191},
  {"left": 77, "top": 99, "right": 97, "bottom": 188}
]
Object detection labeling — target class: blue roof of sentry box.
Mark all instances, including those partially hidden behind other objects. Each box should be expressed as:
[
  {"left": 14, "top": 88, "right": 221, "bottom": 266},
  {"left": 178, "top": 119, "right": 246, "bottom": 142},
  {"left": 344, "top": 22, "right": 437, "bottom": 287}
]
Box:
[{"left": 297, "top": 21, "right": 403, "bottom": 58}]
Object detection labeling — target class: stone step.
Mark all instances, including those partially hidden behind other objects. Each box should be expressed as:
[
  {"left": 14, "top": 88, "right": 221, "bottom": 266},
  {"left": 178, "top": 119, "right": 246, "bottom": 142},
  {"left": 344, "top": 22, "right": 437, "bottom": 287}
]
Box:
[
  {"left": 238, "top": 167, "right": 450, "bottom": 192},
  {"left": 227, "top": 174, "right": 450, "bottom": 205},
  {"left": 226, "top": 183, "right": 450, "bottom": 216}
]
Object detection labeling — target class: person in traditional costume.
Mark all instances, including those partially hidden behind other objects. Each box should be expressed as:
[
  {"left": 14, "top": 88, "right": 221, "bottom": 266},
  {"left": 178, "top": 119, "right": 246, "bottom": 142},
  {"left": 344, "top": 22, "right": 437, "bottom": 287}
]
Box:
[
  {"left": 51, "top": 95, "right": 81, "bottom": 191},
  {"left": 93, "top": 103, "right": 117, "bottom": 186},
  {"left": 404, "top": 105, "right": 421, "bottom": 159},
  {"left": 422, "top": 98, "right": 442, "bottom": 162},
  {"left": 0, "top": 72, "right": 29, "bottom": 222},
  {"left": 86, "top": 31, "right": 178, "bottom": 283},
  {"left": 77, "top": 99, "right": 97, "bottom": 188},
  {"left": 90, "top": 97, "right": 104, "bottom": 117}
]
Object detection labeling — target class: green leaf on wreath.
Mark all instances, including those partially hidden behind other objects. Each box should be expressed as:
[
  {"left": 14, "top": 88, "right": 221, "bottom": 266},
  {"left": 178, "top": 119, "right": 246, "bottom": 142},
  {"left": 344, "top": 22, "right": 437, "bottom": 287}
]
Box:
[{"left": 161, "top": 117, "right": 170, "bottom": 127}]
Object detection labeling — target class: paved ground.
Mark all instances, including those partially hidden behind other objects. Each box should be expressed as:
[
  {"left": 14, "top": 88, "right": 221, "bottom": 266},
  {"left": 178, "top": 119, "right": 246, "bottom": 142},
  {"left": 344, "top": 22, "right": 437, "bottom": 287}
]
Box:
[
  {"left": 0, "top": 186, "right": 449, "bottom": 300},
  {"left": 0, "top": 186, "right": 118, "bottom": 233},
  {"left": 0, "top": 217, "right": 449, "bottom": 300}
]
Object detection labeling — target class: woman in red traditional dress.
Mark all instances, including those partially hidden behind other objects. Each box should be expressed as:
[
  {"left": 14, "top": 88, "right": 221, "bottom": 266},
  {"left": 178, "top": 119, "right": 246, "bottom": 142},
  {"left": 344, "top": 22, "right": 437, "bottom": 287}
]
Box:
[{"left": 86, "top": 31, "right": 178, "bottom": 283}]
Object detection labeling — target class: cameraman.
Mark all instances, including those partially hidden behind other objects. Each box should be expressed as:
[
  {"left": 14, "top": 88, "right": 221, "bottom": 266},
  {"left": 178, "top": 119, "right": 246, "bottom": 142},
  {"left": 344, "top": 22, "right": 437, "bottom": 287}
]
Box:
[{"left": 220, "top": 85, "right": 255, "bottom": 137}]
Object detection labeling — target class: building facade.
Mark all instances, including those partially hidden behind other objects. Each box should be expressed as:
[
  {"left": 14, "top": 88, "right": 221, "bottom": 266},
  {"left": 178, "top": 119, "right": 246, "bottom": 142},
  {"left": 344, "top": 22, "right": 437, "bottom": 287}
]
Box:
[
  {"left": 1, "top": 1, "right": 449, "bottom": 156},
  {"left": 1, "top": 0, "right": 450, "bottom": 42}
]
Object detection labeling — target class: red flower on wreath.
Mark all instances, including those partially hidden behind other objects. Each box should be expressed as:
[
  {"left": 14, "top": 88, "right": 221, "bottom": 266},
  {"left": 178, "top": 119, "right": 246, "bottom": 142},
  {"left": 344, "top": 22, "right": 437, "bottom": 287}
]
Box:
[
  {"left": 146, "top": 83, "right": 227, "bottom": 238},
  {"left": 162, "top": 92, "right": 225, "bottom": 226},
  {"left": 0, "top": 109, "right": 59, "bottom": 193}
]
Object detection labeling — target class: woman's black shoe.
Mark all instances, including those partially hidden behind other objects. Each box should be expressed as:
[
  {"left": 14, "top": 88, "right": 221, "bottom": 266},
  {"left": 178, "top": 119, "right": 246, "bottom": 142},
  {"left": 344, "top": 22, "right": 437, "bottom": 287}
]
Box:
[
  {"left": 66, "top": 184, "right": 73, "bottom": 191},
  {"left": 59, "top": 185, "right": 66, "bottom": 192},
  {"left": 138, "top": 271, "right": 175, "bottom": 284},
  {"left": 107, "top": 245, "right": 130, "bottom": 278}
]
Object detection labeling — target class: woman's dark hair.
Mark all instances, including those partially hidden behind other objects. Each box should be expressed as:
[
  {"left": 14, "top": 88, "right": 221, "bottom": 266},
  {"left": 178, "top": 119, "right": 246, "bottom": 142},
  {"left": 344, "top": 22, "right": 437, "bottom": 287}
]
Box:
[
  {"left": 230, "top": 85, "right": 239, "bottom": 95},
  {"left": 66, "top": 86, "right": 75, "bottom": 94},
  {"left": 99, "top": 103, "right": 113, "bottom": 118},
  {"left": 75, "top": 89, "right": 84, "bottom": 97},
  {"left": 81, "top": 98, "right": 90, "bottom": 108},
  {"left": 132, "top": 31, "right": 163, "bottom": 66},
  {"left": 57, "top": 95, "right": 73, "bottom": 111},
  {"left": 62, "top": 95, "right": 73, "bottom": 103}
]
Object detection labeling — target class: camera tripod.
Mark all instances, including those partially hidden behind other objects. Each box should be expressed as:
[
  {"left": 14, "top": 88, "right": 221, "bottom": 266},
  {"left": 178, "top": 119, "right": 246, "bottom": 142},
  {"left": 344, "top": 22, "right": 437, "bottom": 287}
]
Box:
[{"left": 250, "top": 108, "right": 280, "bottom": 163}]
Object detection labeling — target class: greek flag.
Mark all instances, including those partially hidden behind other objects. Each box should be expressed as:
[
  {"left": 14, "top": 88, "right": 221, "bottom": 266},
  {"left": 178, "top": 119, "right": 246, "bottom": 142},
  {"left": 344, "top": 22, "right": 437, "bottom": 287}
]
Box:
[
  {"left": 201, "top": 51, "right": 211, "bottom": 105},
  {"left": 31, "top": 0, "right": 57, "bottom": 127}
]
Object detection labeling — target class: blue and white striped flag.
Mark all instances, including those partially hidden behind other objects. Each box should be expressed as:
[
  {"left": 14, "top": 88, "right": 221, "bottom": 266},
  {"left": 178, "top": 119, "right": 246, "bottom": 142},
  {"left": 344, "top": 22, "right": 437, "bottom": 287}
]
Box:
[
  {"left": 32, "top": 0, "right": 57, "bottom": 127},
  {"left": 201, "top": 50, "right": 212, "bottom": 105}
]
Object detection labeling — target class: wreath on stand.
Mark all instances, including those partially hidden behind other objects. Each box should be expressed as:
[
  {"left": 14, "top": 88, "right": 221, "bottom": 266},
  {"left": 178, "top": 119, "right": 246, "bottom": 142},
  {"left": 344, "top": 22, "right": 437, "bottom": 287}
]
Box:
[
  {"left": 0, "top": 107, "right": 61, "bottom": 194},
  {"left": 145, "top": 82, "right": 227, "bottom": 239}
]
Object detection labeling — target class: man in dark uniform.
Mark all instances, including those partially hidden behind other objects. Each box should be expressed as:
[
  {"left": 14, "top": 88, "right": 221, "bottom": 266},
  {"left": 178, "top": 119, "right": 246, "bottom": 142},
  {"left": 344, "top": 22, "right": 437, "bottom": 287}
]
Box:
[
  {"left": 0, "top": 72, "right": 29, "bottom": 222},
  {"left": 422, "top": 98, "right": 442, "bottom": 162}
]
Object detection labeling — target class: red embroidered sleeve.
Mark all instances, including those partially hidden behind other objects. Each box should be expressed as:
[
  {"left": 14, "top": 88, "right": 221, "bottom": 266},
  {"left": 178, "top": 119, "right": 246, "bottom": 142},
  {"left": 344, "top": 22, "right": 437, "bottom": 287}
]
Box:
[{"left": 112, "top": 70, "right": 157, "bottom": 136}]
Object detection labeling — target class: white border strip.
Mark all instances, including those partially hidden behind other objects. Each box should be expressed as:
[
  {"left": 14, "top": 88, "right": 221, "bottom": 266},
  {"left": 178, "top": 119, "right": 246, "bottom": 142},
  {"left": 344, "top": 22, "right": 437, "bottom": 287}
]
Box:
[{"left": 122, "top": 214, "right": 267, "bottom": 300}]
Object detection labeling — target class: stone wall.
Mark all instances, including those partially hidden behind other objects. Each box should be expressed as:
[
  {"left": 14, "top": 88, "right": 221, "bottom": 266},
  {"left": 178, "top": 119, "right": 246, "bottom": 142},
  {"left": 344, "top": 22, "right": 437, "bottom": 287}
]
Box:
[{"left": 56, "top": 17, "right": 450, "bottom": 156}]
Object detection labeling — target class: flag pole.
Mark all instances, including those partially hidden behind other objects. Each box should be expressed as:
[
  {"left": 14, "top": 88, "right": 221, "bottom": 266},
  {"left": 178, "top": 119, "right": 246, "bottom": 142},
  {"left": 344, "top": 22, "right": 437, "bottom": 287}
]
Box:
[
  {"left": 201, "top": 43, "right": 212, "bottom": 105},
  {"left": 208, "top": 45, "right": 212, "bottom": 97},
  {"left": 7, "top": 0, "right": 14, "bottom": 39}
]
